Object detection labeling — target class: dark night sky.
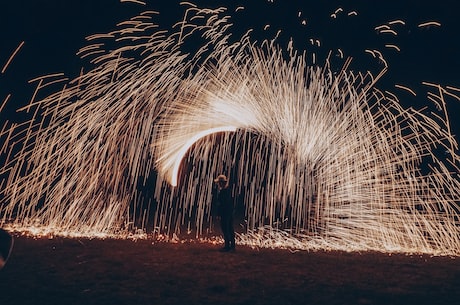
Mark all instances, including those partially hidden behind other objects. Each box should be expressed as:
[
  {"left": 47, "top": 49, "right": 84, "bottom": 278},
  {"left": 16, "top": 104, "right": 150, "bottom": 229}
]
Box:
[{"left": 0, "top": 0, "right": 459, "bottom": 133}]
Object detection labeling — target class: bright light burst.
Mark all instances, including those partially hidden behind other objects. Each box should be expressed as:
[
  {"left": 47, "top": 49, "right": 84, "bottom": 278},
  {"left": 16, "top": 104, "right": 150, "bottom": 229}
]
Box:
[{"left": 1, "top": 2, "right": 460, "bottom": 255}]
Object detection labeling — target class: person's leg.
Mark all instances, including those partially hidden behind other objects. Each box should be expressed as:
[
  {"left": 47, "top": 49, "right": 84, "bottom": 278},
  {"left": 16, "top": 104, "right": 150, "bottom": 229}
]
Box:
[
  {"left": 229, "top": 215, "right": 235, "bottom": 250},
  {"left": 220, "top": 218, "right": 230, "bottom": 249}
]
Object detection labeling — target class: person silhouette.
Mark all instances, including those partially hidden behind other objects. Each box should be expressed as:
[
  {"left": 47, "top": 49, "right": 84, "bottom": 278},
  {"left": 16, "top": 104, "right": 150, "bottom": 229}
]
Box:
[{"left": 213, "top": 174, "right": 235, "bottom": 252}]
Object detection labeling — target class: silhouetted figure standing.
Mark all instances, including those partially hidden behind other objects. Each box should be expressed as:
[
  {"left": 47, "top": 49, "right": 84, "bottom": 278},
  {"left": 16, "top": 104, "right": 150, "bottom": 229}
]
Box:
[{"left": 214, "top": 174, "right": 235, "bottom": 252}]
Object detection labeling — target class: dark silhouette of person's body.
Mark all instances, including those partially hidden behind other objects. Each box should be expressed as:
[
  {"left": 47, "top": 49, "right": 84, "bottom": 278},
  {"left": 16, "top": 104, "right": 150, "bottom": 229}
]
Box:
[{"left": 214, "top": 174, "right": 235, "bottom": 252}]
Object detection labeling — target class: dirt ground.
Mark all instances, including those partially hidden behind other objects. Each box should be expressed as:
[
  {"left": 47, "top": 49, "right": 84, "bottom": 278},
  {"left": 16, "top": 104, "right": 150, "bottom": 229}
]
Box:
[{"left": 0, "top": 236, "right": 459, "bottom": 305}]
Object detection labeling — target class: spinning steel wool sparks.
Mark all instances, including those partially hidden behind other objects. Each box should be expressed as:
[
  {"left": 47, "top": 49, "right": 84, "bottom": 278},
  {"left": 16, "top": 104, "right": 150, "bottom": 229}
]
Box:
[{"left": 1, "top": 2, "right": 459, "bottom": 255}]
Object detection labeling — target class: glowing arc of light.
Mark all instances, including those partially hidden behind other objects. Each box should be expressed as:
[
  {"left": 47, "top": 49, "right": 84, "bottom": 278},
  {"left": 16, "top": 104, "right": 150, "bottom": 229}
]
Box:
[{"left": 169, "top": 125, "right": 237, "bottom": 186}]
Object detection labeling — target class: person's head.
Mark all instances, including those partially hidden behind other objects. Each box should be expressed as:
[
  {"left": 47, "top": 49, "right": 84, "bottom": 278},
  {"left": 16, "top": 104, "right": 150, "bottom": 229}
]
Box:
[{"left": 214, "top": 174, "right": 228, "bottom": 189}]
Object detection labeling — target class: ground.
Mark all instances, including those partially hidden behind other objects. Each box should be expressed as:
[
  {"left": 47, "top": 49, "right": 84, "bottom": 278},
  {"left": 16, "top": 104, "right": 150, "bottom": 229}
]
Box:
[{"left": 1, "top": 236, "right": 459, "bottom": 305}]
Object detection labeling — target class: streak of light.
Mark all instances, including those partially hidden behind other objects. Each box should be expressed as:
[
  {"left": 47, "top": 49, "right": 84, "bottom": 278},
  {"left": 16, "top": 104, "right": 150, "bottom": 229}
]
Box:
[
  {"left": 388, "top": 19, "right": 405, "bottom": 25},
  {"left": 375, "top": 24, "right": 390, "bottom": 31},
  {"left": 418, "top": 21, "right": 441, "bottom": 28},
  {"left": 422, "top": 81, "right": 440, "bottom": 88},
  {"left": 1, "top": 41, "right": 25, "bottom": 74},
  {"left": 169, "top": 126, "right": 237, "bottom": 187},
  {"left": 337, "top": 48, "right": 344, "bottom": 59},
  {"left": 395, "top": 84, "right": 416, "bottom": 96},
  {"left": 385, "top": 44, "right": 401, "bottom": 51},
  {"left": 446, "top": 85, "right": 460, "bottom": 92},
  {"left": 365, "top": 49, "right": 376, "bottom": 57},
  {"left": 0, "top": 94, "right": 11, "bottom": 112},
  {"left": 120, "top": 0, "right": 146, "bottom": 5},
  {"left": 379, "top": 29, "right": 398, "bottom": 35}
]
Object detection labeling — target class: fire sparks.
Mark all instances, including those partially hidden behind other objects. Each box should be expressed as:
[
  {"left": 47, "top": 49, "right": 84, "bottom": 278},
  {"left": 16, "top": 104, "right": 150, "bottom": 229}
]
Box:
[{"left": 1, "top": 2, "right": 459, "bottom": 255}]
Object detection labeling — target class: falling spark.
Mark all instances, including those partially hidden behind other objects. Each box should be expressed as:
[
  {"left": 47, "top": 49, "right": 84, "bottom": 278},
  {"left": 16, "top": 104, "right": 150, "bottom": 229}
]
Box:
[
  {"left": 1, "top": 41, "right": 25, "bottom": 74},
  {"left": 385, "top": 44, "right": 401, "bottom": 52},
  {"left": 379, "top": 29, "right": 398, "bottom": 35},
  {"left": 375, "top": 24, "right": 390, "bottom": 31},
  {"left": 0, "top": 94, "right": 11, "bottom": 112},
  {"left": 337, "top": 48, "right": 344, "bottom": 59},
  {"left": 422, "top": 81, "right": 441, "bottom": 88},
  {"left": 395, "top": 84, "right": 416, "bottom": 96},
  {"left": 446, "top": 85, "right": 460, "bottom": 92},
  {"left": 365, "top": 49, "right": 376, "bottom": 57},
  {"left": 443, "top": 88, "right": 460, "bottom": 102},
  {"left": 418, "top": 21, "right": 441, "bottom": 28},
  {"left": 365, "top": 49, "right": 387, "bottom": 67},
  {"left": 120, "top": 0, "right": 146, "bottom": 5},
  {"left": 389, "top": 19, "right": 405, "bottom": 25},
  {"left": 330, "top": 8, "right": 343, "bottom": 19}
]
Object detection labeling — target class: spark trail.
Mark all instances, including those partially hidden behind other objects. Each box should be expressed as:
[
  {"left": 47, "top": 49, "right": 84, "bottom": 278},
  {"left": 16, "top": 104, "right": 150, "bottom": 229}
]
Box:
[{"left": 1, "top": 3, "right": 460, "bottom": 255}]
